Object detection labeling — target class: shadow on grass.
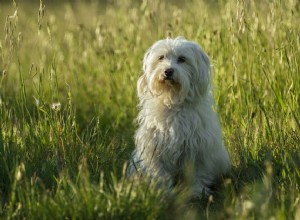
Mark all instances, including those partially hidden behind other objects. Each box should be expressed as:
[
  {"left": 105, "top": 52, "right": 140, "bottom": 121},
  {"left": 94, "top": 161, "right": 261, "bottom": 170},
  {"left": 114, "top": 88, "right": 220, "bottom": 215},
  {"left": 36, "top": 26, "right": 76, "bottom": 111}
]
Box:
[{"left": 164, "top": 146, "right": 300, "bottom": 219}]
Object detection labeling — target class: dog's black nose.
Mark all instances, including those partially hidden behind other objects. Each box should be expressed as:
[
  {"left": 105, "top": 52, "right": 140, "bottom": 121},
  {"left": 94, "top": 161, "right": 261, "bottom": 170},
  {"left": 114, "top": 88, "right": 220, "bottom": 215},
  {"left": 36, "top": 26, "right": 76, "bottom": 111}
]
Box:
[{"left": 164, "top": 68, "right": 174, "bottom": 78}]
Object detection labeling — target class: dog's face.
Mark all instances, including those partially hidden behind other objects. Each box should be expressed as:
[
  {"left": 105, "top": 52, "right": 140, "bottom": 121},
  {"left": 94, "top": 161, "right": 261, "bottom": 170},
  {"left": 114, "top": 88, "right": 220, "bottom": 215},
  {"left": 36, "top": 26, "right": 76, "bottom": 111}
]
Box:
[{"left": 138, "top": 37, "right": 211, "bottom": 105}]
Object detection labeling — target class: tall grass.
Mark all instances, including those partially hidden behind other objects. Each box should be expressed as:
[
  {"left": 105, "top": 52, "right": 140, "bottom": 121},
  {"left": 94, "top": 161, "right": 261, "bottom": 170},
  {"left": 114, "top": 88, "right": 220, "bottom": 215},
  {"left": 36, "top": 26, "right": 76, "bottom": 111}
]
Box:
[{"left": 0, "top": 0, "right": 299, "bottom": 219}]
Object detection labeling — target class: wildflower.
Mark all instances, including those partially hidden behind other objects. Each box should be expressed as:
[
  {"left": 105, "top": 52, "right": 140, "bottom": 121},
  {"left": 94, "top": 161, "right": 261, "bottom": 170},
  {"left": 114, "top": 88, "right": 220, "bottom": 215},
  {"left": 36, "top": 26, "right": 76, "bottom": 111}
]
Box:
[{"left": 51, "top": 102, "right": 61, "bottom": 111}]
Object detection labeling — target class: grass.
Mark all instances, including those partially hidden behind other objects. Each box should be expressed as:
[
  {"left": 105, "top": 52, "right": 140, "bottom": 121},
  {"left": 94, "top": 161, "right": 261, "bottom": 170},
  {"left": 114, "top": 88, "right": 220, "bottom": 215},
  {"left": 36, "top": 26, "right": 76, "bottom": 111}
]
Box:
[{"left": 0, "top": 0, "right": 299, "bottom": 219}]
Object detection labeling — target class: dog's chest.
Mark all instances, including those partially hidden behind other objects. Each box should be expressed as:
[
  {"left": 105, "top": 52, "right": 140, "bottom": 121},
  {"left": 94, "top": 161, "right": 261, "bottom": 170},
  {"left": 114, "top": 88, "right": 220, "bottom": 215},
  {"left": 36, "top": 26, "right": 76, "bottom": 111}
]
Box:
[{"left": 151, "top": 108, "right": 203, "bottom": 145}]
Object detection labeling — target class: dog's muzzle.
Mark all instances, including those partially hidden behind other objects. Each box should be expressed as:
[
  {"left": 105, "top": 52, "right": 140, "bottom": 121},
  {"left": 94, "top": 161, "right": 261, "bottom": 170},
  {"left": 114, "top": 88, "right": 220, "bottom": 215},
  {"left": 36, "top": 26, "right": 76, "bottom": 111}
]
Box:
[{"left": 163, "top": 68, "right": 174, "bottom": 80}]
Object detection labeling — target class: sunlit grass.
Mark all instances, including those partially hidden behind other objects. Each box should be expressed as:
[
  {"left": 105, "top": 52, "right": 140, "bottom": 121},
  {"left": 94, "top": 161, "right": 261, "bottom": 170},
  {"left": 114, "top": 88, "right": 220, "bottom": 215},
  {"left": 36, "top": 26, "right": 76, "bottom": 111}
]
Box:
[{"left": 0, "top": 0, "right": 299, "bottom": 219}]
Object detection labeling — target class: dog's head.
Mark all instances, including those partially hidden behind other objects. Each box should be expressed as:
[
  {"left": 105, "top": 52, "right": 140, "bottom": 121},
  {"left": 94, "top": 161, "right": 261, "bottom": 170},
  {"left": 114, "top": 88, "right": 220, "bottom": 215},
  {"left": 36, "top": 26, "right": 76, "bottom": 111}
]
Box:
[{"left": 138, "top": 37, "right": 211, "bottom": 105}]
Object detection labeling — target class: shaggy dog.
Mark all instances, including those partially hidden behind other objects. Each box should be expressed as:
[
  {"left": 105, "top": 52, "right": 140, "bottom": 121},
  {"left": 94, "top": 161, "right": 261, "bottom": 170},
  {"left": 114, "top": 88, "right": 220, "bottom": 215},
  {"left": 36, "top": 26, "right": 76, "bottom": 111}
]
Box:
[{"left": 128, "top": 37, "right": 230, "bottom": 198}]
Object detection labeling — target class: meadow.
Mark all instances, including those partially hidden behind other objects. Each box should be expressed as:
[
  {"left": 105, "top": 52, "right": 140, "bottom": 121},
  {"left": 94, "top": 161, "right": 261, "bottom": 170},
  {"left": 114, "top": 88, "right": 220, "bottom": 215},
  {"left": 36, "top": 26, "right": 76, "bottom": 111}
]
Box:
[{"left": 0, "top": 0, "right": 299, "bottom": 219}]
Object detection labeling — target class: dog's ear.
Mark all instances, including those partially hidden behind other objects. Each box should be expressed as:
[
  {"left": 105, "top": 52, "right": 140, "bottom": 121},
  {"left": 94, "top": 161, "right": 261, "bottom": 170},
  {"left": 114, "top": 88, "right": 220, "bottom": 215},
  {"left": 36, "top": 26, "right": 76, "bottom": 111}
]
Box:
[
  {"left": 137, "top": 49, "right": 151, "bottom": 98},
  {"left": 142, "top": 48, "right": 151, "bottom": 73},
  {"left": 137, "top": 74, "right": 147, "bottom": 98},
  {"left": 192, "top": 44, "right": 211, "bottom": 95}
]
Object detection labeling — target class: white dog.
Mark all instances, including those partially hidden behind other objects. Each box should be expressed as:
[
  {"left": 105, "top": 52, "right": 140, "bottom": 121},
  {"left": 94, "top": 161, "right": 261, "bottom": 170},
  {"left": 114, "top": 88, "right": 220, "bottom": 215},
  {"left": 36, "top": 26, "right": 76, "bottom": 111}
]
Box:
[{"left": 128, "top": 37, "right": 230, "bottom": 198}]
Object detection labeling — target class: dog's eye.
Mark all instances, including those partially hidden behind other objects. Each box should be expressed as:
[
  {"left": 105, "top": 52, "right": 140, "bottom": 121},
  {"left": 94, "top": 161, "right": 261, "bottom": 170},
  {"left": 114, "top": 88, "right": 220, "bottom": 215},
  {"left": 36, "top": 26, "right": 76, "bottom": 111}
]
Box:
[
  {"left": 177, "top": 56, "right": 186, "bottom": 63},
  {"left": 158, "top": 55, "right": 165, "bottom": 61}
]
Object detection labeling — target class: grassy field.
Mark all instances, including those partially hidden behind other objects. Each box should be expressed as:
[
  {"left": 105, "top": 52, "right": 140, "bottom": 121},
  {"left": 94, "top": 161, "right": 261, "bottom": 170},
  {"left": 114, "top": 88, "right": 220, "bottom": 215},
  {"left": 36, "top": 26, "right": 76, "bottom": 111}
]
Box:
[{"left": 0, "top": 0, "right": 299, "bottom": 219}]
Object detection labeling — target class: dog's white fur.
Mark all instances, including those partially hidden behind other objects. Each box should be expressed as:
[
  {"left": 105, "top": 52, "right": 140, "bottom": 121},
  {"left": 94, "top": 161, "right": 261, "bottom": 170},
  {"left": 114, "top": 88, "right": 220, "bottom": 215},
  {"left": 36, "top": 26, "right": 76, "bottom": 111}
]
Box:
[{"left": 128, "top": 37, "right": 230, "bottom": 198}]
